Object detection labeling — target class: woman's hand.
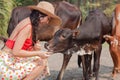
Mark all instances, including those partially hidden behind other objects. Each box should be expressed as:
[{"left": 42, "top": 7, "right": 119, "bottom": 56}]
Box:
[
  {"left": 37, "top": 51, "right": 51, "bottom": 59},
  {"left": 34, "top": 40, "right": 41, "bottom": 50}
]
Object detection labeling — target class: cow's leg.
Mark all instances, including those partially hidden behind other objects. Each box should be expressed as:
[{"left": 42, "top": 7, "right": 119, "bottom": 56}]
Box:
[
  {"left": 116, "top": 46, "right": 120, "bottom": 73},
  {"left": 57, "top": 54, "right": 72, "bottom": 80},
  {"left": 115, "top": 51, "right": 120, "bottom": 74},
  {"left": 109, "top": 43, "right": 120, "bottom": 77},
  {"left": 87, "top": 55, "right": 92, "bottom": 77},
  {"left": 118, "top": 50, "right": 120, "bottom": 72},
  {"left": 85, "top": 54, "right": 92, "bottom": 80},
  {"left": 81, "top": 55, "right": 91, "bottom": 80},
  {"left": 110, "top": 46, "right": 118, "bottom": 77},
  {"left": 110, "top": 52, "right": 118, "bottom": 77},
  {"left": 93, "top": 44, "right": 102, "bottom": 80},
  {"left": 81, "top": 55, "right": 86, "bottom": 80},
  {"left": 78, "top": 55, "right": 82, "bottom": 67},
  {"left": 118, "top": 52, "right": 120, "bottom": 73}
]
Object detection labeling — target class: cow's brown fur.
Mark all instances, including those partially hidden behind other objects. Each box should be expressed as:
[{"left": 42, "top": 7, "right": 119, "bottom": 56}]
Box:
[{"left": 6, "top": 1, "right": 82, "bottom": 42}]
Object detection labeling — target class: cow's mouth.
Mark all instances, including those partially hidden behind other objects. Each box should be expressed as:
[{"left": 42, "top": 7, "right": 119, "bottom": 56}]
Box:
[
  {"left": 44, "top": 43, "right": 57, "bottom": 53},
  {"left": 44, "top": 43, "right": 66, "bottom": 53},
  {"left": 44, "top": 43, "right": 53, "bottom": 52}
]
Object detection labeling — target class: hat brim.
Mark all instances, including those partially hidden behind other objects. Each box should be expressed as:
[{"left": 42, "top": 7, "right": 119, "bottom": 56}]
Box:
[{"left": 28, "top": 6, "right": 62, "bottom": 26}]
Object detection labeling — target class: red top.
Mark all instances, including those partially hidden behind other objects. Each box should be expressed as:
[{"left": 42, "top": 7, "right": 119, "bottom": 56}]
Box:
[{"left": 5, "top": 23, "right": 32, "bottom": 50}]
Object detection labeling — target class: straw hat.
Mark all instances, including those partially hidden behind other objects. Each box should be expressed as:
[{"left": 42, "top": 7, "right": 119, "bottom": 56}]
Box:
[{"left": 28, "top": 1, "right": 62, "bottom": 26}]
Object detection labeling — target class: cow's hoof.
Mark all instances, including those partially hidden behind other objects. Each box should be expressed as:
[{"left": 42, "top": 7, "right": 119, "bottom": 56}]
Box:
[
  {"left": 112, "top": 72, "right": 116, "bottom": 78},
  {"left": 111, "top": 76, "right": 116, "bottom": 80},
  {"left": 82, "top": 77, "right": 85, "bottom": 80},
  {"left": 90, "top": 77, "right": 95, "bottom": 80},
  {"left": 118, "top": 69, "right": 120, "bottom": 73},
  {"left": 116, "top": 68, "right": 120, "bottom": 73},
  {"left": 92, "top": 72, "right": 95, "bottom": 77},
  {"left": 82, "top": 77, "right": 91, "bottom": 80}
]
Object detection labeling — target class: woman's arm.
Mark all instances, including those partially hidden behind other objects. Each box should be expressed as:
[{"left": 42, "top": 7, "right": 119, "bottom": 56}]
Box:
[{"left": 12, "top": 25, "right": 50, "bottom": 58}]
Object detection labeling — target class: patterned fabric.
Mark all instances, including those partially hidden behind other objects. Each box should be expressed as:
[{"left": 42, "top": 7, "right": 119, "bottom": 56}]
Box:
[{"left": 0, "top": 50, "right": 50, "bottom": 80}]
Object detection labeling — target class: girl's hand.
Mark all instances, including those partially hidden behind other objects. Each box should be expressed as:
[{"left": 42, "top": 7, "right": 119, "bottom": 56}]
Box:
[
  {"left": 37, "top": 51, "right": 51, "bottom": 59},
  {"left": 34, "top": 40, "right": 41, "bottom": 50}
]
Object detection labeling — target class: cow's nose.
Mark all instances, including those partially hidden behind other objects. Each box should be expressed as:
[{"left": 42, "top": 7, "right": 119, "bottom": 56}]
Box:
[
  {"left": 44, "top": 43, "right": 49, "bottom": 50},
  {"left": 44, "top": 43, "right": 54, "bottom": 52}
]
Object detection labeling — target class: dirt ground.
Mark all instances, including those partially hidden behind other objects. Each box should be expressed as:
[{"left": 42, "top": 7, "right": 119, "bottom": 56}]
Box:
[
  {"left": 41, "top": 42, "right": 120, "bottom": 80},
  {"left": 0, "top": 40, "right": 120, "bottom": 80}
]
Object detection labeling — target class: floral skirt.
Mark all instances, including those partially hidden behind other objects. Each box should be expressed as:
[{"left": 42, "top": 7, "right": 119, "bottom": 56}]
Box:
[{"left": 0, "top": 50, "right": 50, "bottom": 80}]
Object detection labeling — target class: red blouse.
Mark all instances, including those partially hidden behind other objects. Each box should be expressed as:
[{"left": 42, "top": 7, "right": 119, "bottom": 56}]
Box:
[
  {"left": 5, "top": 23, "right": 32, "bottom": 50},
  {"left": 5, "top": 38, "right": 32, "bottom": 50}
]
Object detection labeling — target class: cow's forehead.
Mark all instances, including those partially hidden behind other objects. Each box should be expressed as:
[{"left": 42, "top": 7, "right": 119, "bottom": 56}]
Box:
[{"left": 55, "top": 28, "right": 72, "bottom": 36}]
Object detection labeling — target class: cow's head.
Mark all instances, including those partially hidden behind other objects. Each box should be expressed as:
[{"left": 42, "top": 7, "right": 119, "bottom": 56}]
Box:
[{"left": 45, "top": 28, "right": 80, "bottom": 53}]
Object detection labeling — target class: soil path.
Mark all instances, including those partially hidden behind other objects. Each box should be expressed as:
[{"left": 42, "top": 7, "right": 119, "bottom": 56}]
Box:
[{"left": 41, "top": 42, "right": 120, "bottom": 80}]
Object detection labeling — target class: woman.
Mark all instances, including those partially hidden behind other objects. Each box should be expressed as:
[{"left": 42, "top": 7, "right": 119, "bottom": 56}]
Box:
[{"left": 0, "top": 1, "right": 61, "bottom": 80}]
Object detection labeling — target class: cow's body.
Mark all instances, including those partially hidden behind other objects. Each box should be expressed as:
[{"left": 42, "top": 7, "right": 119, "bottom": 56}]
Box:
[
  {"left": 7, "top": 1, "right": 81, "bottom": 41},
  {"left": 7, "top": 7, "right": 32, "bottom": 37},
  {"left": 104, "top": 4, "right": 120, "bottom": 77},
  {"left": 46, "top": 9, "right": 112, "bottom": 80}
]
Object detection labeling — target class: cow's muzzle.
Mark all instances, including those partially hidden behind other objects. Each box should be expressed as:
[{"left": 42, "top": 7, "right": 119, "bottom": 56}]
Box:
[{"left": 44, "top": 43, "right": 54, "bottom": 52}]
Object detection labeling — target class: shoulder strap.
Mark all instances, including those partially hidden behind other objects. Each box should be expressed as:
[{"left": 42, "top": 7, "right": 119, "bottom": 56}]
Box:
[
  {"left": 9, "top": 17, "right": 31, "bottom": 40},
  {"left": 12, "top": 23, "right": 31, "bottom": 40}
]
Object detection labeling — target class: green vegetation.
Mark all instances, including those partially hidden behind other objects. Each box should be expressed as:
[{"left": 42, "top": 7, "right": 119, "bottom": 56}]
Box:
[
  {"left": 0, "top": 0, "right": 34, "bottom": 37},
  {"left": 79, "top": 0, "right": 117, "bottom": 19},
  {"left": 0, "top": 0, "right": 16, "bottom": 36},
  {"left": 0, "top": 0, "right": 119, "bottom": 36}
]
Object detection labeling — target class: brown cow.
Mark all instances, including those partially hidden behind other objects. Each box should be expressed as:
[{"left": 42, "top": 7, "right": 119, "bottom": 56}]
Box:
[
  {"left": 7, "top": 1, "right": 82, "bottom": 41},
  {"left": 7, "top": 6, "right": 32, "bottom": 37},
  {"left": 104, "top": 4, "right": 120, "bottom": 78}
]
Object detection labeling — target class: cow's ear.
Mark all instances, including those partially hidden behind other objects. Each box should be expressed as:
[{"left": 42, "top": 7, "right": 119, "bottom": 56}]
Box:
[{"left": 72, "top": 29, "right": 80, "bottom": 39}]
